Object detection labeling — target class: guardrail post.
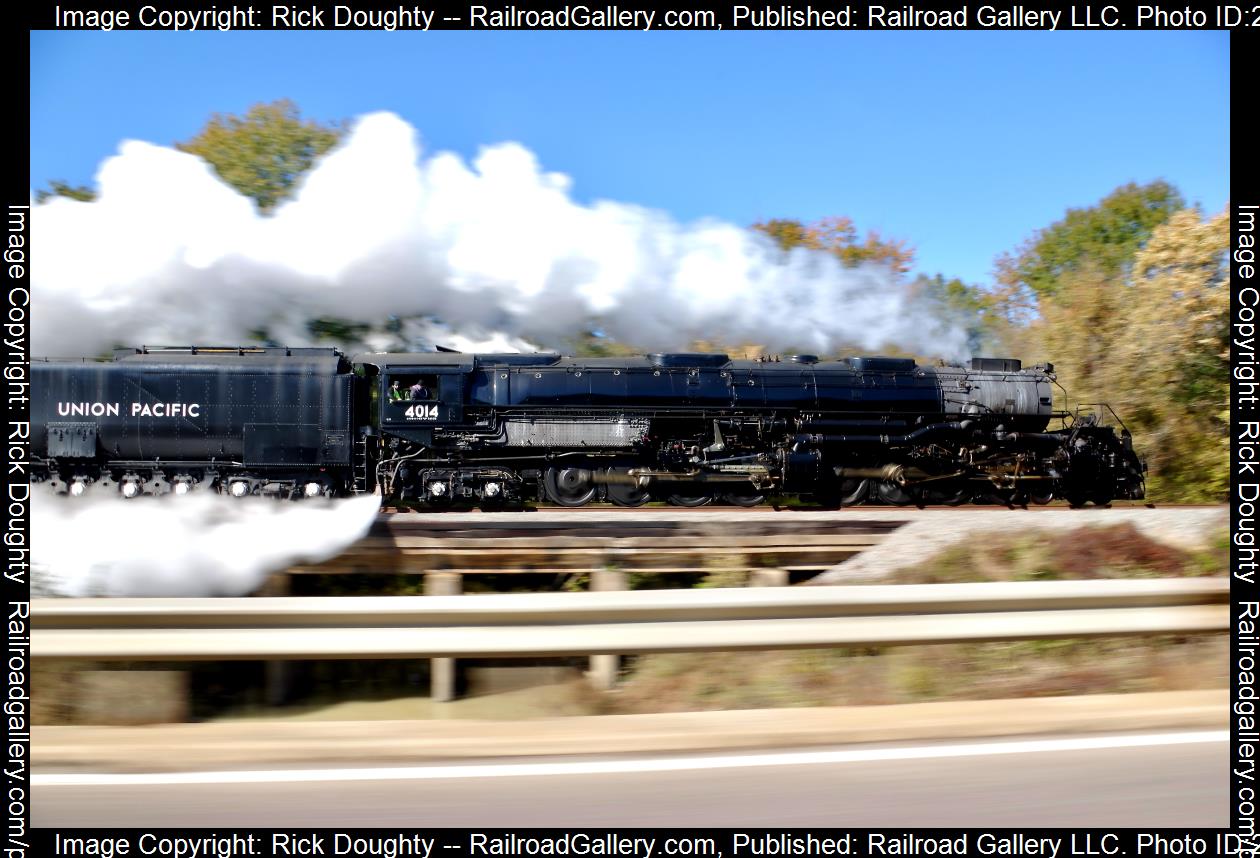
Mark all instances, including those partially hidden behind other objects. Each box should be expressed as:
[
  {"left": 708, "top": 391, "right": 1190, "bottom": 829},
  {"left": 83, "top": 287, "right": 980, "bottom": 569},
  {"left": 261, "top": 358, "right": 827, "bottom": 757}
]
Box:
[
  {"left": 749, "top": 568, "right": 790, "bottom": 587},
  {"left": 425, "top": 571, "right": 463, "bottom": 702},
  {"left": 588, "top": 568, "right": 628, "bottom": 690},
  {"left": 256, "top": 573, "right": 292, "bottom": 705}
]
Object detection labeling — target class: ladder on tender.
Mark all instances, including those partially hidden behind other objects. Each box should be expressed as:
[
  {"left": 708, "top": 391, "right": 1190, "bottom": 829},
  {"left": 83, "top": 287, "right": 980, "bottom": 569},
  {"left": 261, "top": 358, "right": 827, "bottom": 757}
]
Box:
[{"left": 353, "top": 433, "right": 372, "bottom": 494}]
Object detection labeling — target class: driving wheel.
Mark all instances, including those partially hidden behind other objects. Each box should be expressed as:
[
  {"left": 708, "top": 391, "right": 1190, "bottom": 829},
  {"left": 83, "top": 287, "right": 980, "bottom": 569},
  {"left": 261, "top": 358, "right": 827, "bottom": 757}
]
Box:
[
  {"left": 543, "top": 466, "right": 597, "bottom": 507},
  {"left": 604, "top": 469, "right": 650, "bottom": 507}
]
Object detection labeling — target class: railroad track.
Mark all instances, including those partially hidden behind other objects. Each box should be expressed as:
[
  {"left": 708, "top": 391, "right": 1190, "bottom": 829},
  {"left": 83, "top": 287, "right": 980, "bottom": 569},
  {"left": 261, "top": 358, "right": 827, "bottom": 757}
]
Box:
[
  {"left": 384, "top": 500, "right": 1207, "bottom": 514},
  {"left": 292, "top": 514, "right": 904, "bottom": 576},
  {"left": 289, "top": 504, "right": 1224, "bottom": 579},
  {"left": 511, "top": 501, "right": 1213, "bottom": 510}
]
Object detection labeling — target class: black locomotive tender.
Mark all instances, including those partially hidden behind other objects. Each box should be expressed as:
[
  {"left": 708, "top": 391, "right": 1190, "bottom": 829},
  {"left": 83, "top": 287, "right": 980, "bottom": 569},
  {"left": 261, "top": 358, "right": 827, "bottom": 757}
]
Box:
[{"left": 31, "top": 346, "right": 1145, "bottom": 508}]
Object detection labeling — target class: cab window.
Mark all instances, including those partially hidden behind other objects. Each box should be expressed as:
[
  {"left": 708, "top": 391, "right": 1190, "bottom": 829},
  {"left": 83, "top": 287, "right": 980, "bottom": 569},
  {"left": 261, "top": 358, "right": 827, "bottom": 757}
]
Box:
[{"left": 387, "top": 375, "right": 438, "bottom": 404}]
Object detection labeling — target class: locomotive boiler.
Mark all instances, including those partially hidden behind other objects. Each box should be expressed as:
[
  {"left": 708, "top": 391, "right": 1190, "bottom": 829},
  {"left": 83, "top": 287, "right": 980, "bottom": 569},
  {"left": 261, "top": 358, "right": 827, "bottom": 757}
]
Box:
[{"left": 31, "top": 346, "right": 1145, "bottom": 507}]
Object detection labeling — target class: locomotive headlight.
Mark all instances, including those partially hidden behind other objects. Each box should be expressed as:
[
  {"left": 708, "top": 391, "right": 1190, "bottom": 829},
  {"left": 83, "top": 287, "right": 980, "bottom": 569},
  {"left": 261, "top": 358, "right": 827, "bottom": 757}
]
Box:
[
  {"left": 229, "top": 481, "right": 250, "bottom": 497},
  {"left": 427, "top": 481, "right": 447, "bottom": 497},
  {"left": 483, "top": 481, "right": 501, "bottom": 497},
  {"left": 121, "top": 481, "right": 140, "bottom": 498},
  {"left": 304, "top": 482, "right": 323, "bottom": 498},
  {"left": 173, "top": 482, "right": 191, "bottom": 496},
  {"left": 69, "top": 480, "right": 87, "bottom": 497}
]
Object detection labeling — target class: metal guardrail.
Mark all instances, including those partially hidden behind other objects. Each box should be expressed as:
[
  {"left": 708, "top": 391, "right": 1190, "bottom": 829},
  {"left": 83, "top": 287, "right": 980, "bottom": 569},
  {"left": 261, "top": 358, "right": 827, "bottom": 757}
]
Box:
[{"left": 32, "top": 578, "right": 1229, "bottom": 660}]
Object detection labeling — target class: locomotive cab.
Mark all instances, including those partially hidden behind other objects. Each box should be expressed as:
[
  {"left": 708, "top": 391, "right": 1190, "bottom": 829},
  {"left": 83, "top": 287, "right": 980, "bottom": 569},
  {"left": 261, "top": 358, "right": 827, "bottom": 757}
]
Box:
[
  {"left": 380, "top": 367, "right": 467, "bottom": 427},
  {"left": 354, "top": 352, "right": 491, "bottom": 502},
  {"left": 385, "top": 373, "right": 441, "bottom": 414},
  {"left": 356, "top": 352, "right": 476, "bottom": 431}
]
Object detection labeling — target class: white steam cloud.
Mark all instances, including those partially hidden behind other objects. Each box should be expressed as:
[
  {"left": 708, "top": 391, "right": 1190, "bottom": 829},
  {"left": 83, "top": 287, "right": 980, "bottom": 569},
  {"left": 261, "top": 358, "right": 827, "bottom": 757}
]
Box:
[
  {"left": 31, "top": 492, "right": 381, "bottom": 597},
  {"left": 29, "top": 114, "right": 967, "bottom": 597},
  {"left": 32, "top": 111, "right": 967, "bottom": 358}
]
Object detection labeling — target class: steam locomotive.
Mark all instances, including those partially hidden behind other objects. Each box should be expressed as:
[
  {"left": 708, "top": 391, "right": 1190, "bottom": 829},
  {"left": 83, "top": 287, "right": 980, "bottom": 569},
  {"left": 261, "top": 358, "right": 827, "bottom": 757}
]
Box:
[{"left": 30, "top": 346, "right": 1145, "bottom": 507}]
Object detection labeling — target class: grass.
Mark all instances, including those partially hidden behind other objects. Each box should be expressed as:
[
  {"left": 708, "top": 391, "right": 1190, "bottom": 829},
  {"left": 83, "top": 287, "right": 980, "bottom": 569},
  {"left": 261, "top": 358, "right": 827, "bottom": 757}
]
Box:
[
  {"left": 888, "top": 523, "right": 1226, "bottom": 585},
  {"left": 609, "top": 636, "right": 1227, "bottom": 713},
  {"left": 610, "top": 524, "right": 1228, "bottom": 713}
]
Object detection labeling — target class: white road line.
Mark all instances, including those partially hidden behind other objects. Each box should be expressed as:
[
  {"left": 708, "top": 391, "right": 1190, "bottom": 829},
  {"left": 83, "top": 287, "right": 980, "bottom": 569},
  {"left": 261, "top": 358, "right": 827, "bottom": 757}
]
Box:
[{"left": 34, "top": 730, "right": 1227, "bottom": 787}]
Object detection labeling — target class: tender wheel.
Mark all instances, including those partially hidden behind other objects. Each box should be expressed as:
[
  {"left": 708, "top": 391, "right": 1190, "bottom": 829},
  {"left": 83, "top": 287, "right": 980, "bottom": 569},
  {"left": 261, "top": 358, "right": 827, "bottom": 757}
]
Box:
[
  {"left": 543, "top": 466, "right": 597, "bottom": 507},
  {"left": 1029, "top": 491, "right": 1054, "bottom": 505},
  {"left": 604, "top": 469, "right": 650, "bottom": 507}
]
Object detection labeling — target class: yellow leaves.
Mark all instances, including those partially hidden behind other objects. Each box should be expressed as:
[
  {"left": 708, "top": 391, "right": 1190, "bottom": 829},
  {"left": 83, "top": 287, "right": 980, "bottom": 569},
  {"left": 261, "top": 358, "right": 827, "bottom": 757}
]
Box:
[
  {"left": 751, "top": 216, "right": 915, "bottom": 275},
  {"left": 1023, "top": 207, "right": 1229, "bottom": 502},
  {"left": 687, "top": 339, "right": 766, "bottom": 358}
]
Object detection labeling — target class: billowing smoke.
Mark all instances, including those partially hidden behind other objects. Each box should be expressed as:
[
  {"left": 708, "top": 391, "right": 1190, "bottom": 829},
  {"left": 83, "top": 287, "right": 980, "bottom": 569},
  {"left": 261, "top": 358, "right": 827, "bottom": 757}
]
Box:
[
  {"left": 32, "top": 112, "right": 967, "bottom": 358},
  {"left": 31, "top": 492, "right": 381, "bottom": 597}
]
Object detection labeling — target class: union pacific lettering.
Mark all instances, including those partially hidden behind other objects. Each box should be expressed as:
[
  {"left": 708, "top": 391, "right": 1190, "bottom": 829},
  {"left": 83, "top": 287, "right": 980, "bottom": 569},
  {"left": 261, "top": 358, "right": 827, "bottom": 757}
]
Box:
[
  {"left": 57, "top": 402, "right": 119, "bottom": 417},
  {"left": 56, "top": 401, "right": 201, "bottom": 418},
  {"left": 130, "top": 402, "right": 200, "bottom": 418}
]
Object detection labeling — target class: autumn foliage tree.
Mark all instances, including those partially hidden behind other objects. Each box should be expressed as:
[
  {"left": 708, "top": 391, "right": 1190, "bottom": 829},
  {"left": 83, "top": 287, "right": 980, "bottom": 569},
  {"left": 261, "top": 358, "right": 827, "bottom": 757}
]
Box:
[
  {"left": 753, "top": 216, "right": 915, "bottom": 275},
  {"left": 34, "top": 100, "right": 342, "bottom": 212},
  {"left": 1021, "top": 205, "right": 1228, "bottom": 502},
  {"left": 176, "top": 100, "right": 367, "bottom": 345},
  {"left": 752, "top": 217, "right": 1015, "bottom": 359},
  {"left": 1024, "top": 263, "right": 1128, "bottom": 410},
  {"left": 176, "top": 99, "right": 344, "bottom": 213},
  {"left": 1107, "top": 209, "right": 1229, "bottom": 501}
]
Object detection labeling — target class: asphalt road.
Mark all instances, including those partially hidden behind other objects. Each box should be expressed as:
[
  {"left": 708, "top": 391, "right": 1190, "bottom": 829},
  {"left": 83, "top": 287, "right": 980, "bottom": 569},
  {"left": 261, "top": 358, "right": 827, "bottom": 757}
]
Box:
[{"left": 35, "top": 731, "right": 1228, "bottom": 827}]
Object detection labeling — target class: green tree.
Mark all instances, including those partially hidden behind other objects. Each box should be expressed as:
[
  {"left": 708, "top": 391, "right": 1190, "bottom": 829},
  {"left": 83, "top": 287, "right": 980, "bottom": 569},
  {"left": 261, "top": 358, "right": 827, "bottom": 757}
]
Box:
[
  {"left": 176, "top": 99, "right": 344, "bottom": 213},
  {"left": 911, "top": 273, "right": 1009, "bottom": 356},
  {"left": 34, "top": 181, "right": 97, "bottom": 203},
  {"left": 995, "top": 180, "right": 1184, "bottom": 300},
  {"left": 753, "top": 216, "right": 915, "bottom": 275}
]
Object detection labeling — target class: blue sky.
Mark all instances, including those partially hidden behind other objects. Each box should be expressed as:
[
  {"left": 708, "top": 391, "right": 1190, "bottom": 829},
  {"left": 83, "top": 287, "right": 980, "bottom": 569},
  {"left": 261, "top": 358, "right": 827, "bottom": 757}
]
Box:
[{"left": 30, "top": 30, "right": 1228, "bottom": 286}]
